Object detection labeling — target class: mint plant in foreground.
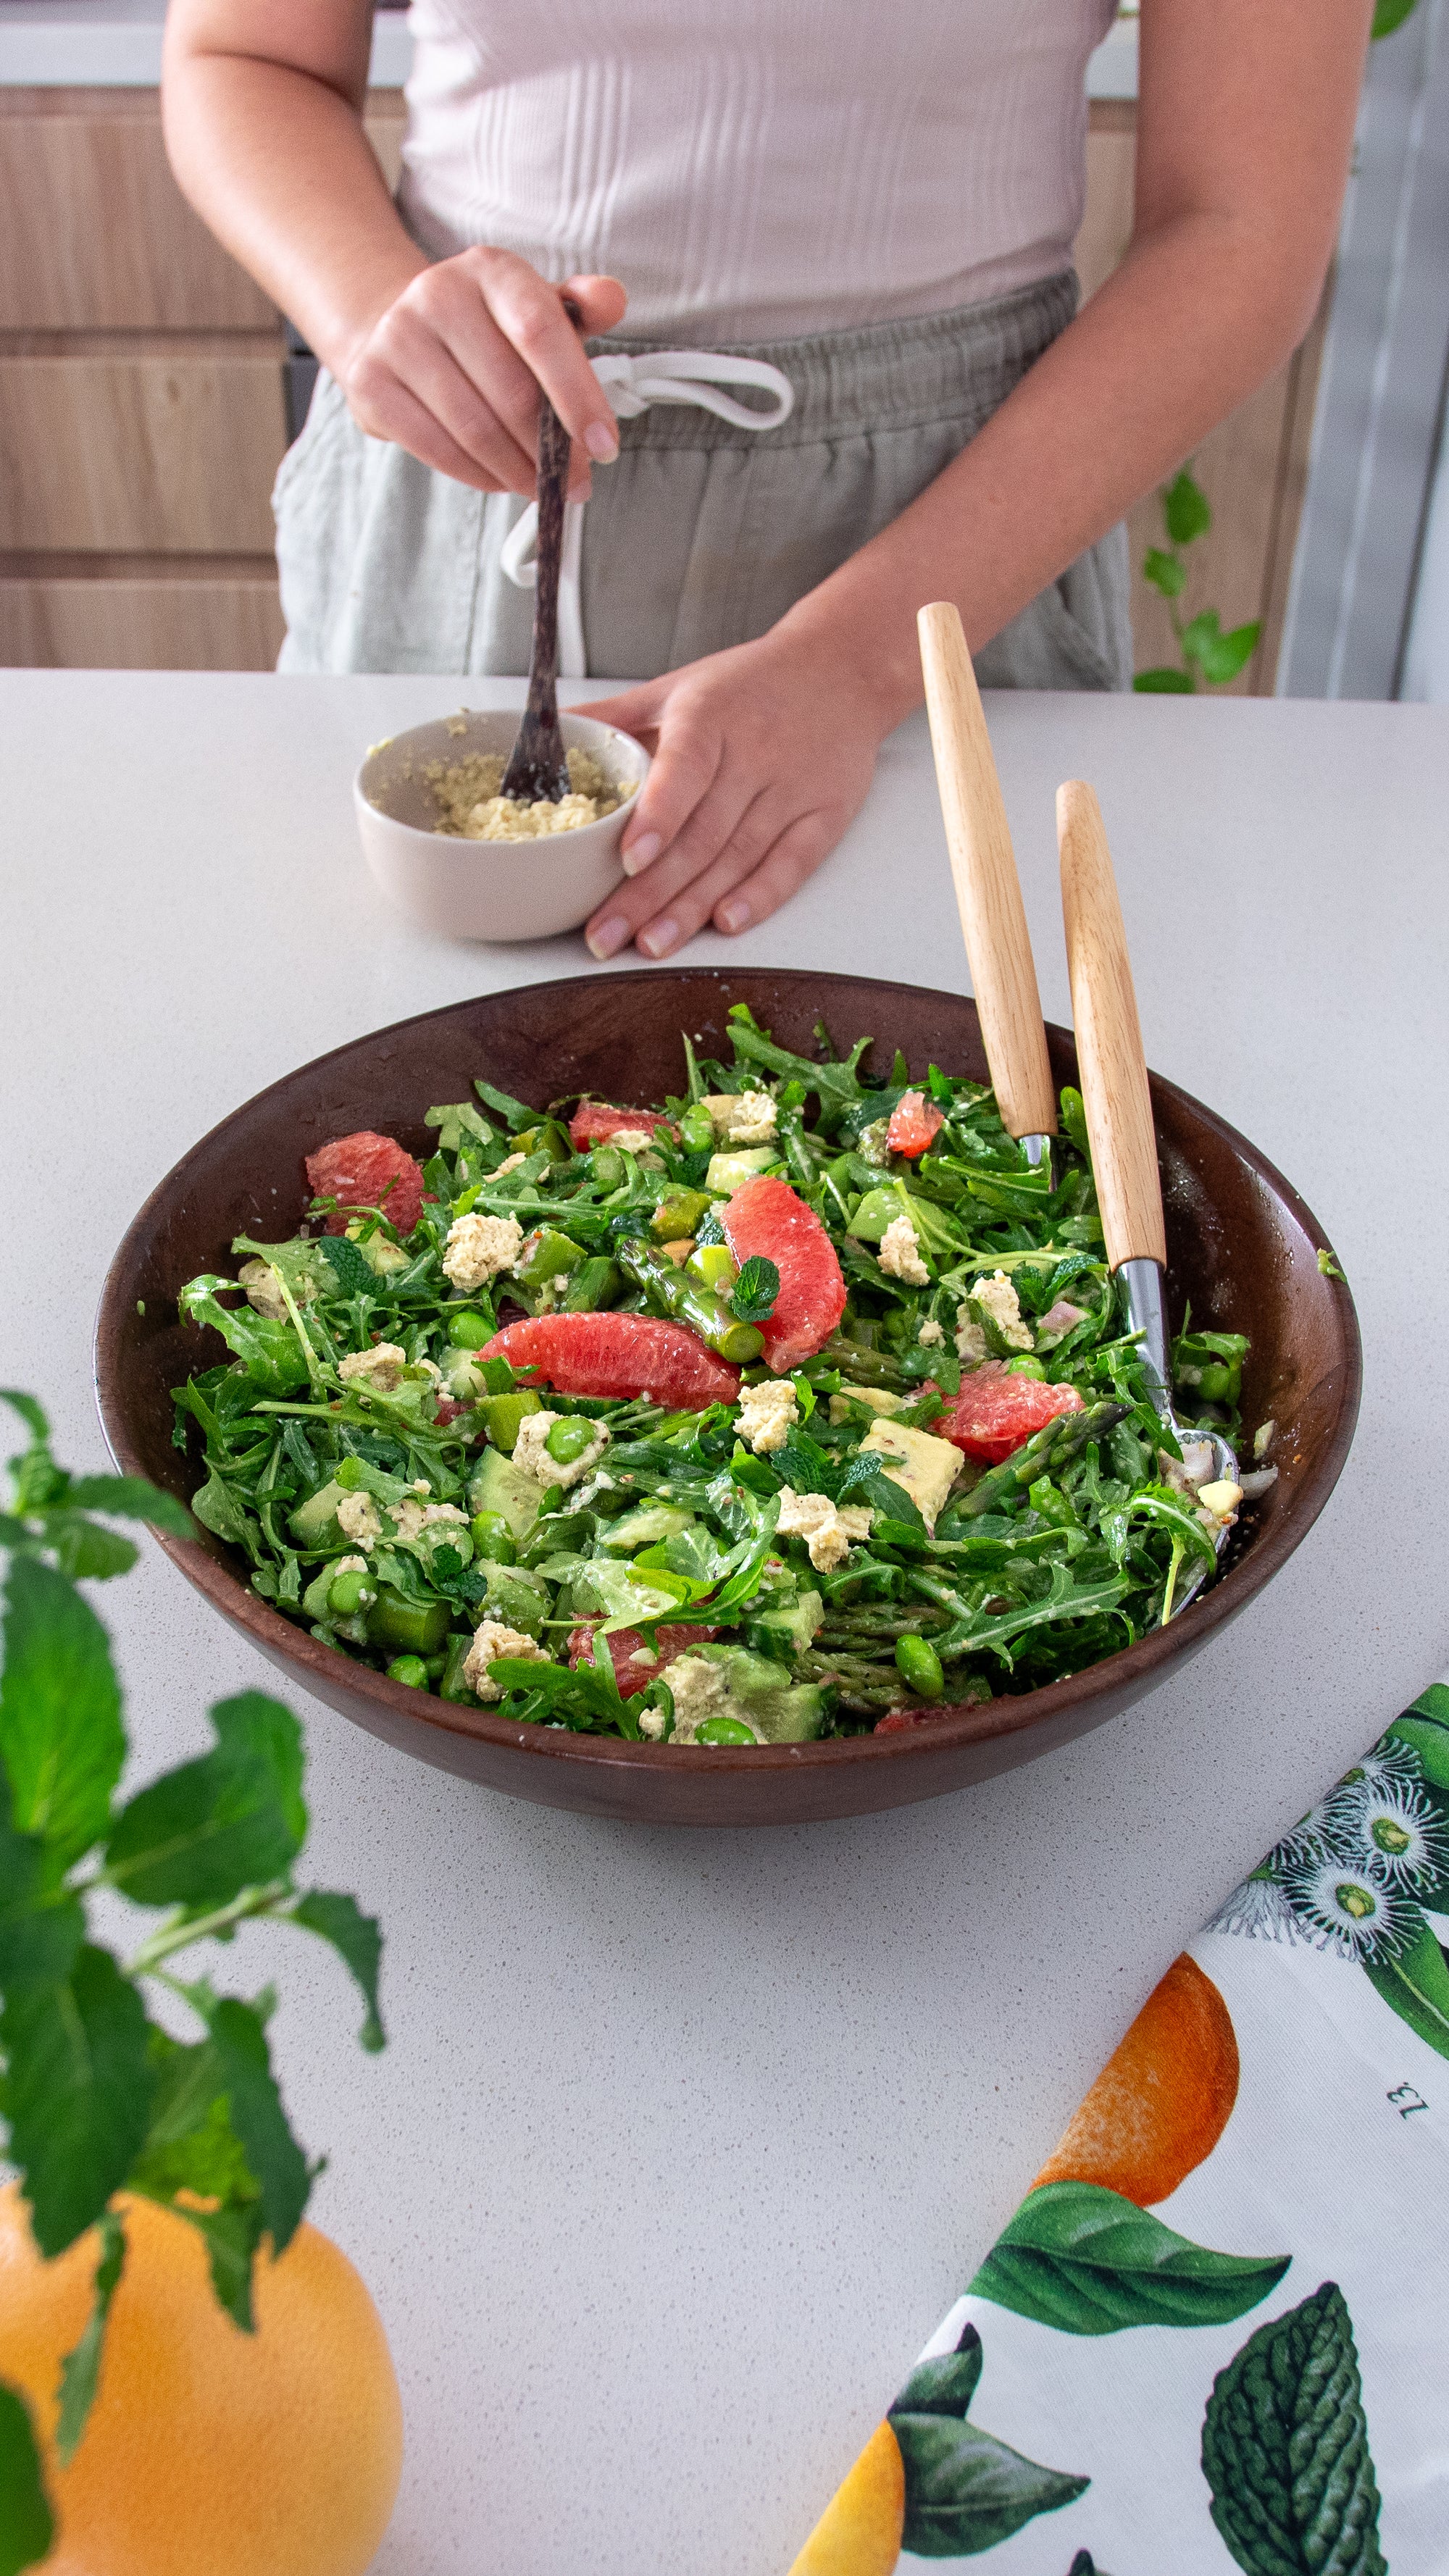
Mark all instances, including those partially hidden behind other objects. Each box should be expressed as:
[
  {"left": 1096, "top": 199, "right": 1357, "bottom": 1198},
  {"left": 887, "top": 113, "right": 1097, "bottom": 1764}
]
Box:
[
  {"left": 1135, "top": 467, "right": 1262, "bottom": 695},
  {"left": 0, "top": 1391, "right": 384, "bottom": 2572}
]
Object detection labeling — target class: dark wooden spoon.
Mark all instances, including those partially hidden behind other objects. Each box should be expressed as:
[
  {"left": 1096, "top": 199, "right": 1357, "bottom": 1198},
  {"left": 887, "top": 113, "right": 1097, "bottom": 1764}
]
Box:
[{"left": 499, "top": 296, "right": 583, "bottom": 806}]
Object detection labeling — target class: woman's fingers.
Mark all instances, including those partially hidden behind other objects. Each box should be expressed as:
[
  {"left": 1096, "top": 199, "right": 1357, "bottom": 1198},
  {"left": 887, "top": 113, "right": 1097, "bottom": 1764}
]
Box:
[
  {"left": 343, "top": 369, "right": 511, "bottom": 493},
  {"left": 475, "top": 252, "right": 622, "bottom": 461},
  {"left": 354, "top": 308, "right": 538, "bottom": 490},
  {"left": 710, "top": 812, "right": 841, "bottom": 934}
]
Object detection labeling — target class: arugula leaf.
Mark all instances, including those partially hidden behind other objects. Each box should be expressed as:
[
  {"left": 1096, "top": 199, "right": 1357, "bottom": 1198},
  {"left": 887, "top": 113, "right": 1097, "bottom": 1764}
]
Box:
[
  {"left": 473, "top": 1073, "right": 538, "bottom": 1131},
  {"left": 731, "top": 1257, "right": 780, "bottom": 1324},
  {"left": 1, "top": 1557, "right": 124, "bottom": 1868},
  {"left": 0, "top": 2383, "right": 54, "bottom": 2576},
  {"left": 288, "top": 1891, "right": 385, "bottom": 2052},
  {"left": 1, "top": 1944, "right": 154, "bottom": 2256},
  {"left": 54, "top": 2207, "right": 125, "bottom": 2463},
  {"left": 177, "top": 1284, "right": 310, "bottom": 1397},
  {"left": 205, "top": 1996, "right": 312, "bottom": 2257},
  {"left": 105, "top": 1692, "right": 306, "bottom": 1909},
  {"left": 970, "top": 2182, "right": 1289, "bottom": 2334},
  {"left": 1201, "top": 2281, "right": 1385, "bottom": 2576}
]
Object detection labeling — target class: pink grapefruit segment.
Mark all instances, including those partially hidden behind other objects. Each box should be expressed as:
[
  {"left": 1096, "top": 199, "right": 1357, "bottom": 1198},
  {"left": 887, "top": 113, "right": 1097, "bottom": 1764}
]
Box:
[
  {"left": 568, "top": 1103, "right": 676, "bottom": 1153},
  {"left": 480, "top": 1312, "right": 739, "bottom": 1408},
  {"left": 930, "top": 1362, "right": 1084, "bottom": 1464},
  {"left": 304, "top": 1132, "right": 424, "bottom": 1236},
  {"left": 720, "top": 1176, "right": 845, "bottom": 1373},
  {"left": 567, "top": 1621, "right": 719, "bottom": 1698}
]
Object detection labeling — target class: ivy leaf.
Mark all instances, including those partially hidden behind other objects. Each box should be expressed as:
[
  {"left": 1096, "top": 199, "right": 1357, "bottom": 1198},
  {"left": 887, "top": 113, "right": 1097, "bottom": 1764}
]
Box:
[
  {"left": 1, "top": 1557, "right": 124, "bottom": 1869},
  {"left": 105, "top": 1692, "right": 306, "bottom": 1909},
  {"left": 969, "top": 2181, "right": 1289, "bottom": 2334},
  {"left": 1, "top": 1944, "right": 154, "bottom": 2257},
  {"left": 1372, "top": 0, "right": 1421, "bottom": 33},
  {"left": 1164, "top": 468, "right": 1212, "bottom": 545},
  {"left": 1180, "top": 610, "right": 1223, "bottom": 664},
  {"left": 204, "top": 1996, "right": 312, "bottom": 2256},
  {"left": 288, "top": 1891, "right": 385, "bottom": 2052},
  {"left": 1360, "top": 1916, "right": 1449, "bottom": 2062},
  {"left": 1201, "top": 2280, "right": 1386, "bottom": 2575},
  {"left": 730, "top": 1257, "right": 780, "bottom": 1325},
  {"left": 890, "top": 2414, "right": 1087, "bottom": 2557},
  {"left": 54, "top": 2207, "right": 126, "bottom": 2464},
  {"left": 0, "top": 2383, "right": 54, "bottom": 2576},
  {"left": 1133, "top": 667, "right": 1195, "bottom": 694},
  {"left": 1198, "top": 620, "right": 1261, "bottom": 685},
  {"left": 1143, "top": 546, "right": 1186, "bottom": 598}
]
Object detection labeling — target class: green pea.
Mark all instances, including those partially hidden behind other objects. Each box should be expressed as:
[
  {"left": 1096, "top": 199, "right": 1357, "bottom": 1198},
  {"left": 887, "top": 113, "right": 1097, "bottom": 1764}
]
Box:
[
  {"left": 469, "top": 1510, "right": 516, "bottom": 1564},
  {"left": 1005, "top": 1356, "right": 1047, "bottom": 1380},
  {"left": 387, "top": 1655, "right": 429, "bottom": 1689},
  {"left": 328, "top": 1568, "right": 370, "bottom": 1617},
  {"left": 895, "top": 1634, "right": 945, "bottom": 1699},
  {"left": 537, "top": 1484, "right": 567, "bottom": 1518},
  {"left": 448, "top": 1310, "right": 493, "bottom": 1350},
  {"left": 546, "top": 1416, "right": 596, "bottom": 1465},
  {"left": 695, "top": 1715, "right": 759, "bottom": 1746},
  {"left": 677, "top": 1102, "right": 717, "bottom": 1154}
]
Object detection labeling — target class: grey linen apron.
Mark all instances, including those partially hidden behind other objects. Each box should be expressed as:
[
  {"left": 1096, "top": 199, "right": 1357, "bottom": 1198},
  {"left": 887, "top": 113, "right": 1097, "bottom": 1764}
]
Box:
[{"left": 273, "top": 271, "right": 1131, "bottom": 689}]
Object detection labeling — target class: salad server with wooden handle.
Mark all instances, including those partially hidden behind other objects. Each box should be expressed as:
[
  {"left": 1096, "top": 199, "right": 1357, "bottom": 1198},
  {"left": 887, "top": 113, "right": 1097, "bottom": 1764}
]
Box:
[
  {"left": 499, "top": 296, "right": 582, "bottom": 805},
  {"left": 916, "top": 601, "right": 1056, "bottom": 1184},
  {"left": 1057, "top": 777, "right": 1242, "bottom": 1615}
]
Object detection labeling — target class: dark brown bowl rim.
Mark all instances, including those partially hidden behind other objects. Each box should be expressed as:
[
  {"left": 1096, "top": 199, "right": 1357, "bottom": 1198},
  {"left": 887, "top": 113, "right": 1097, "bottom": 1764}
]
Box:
[{"left": 93, "top": 967, "right": 1362, "bottom": 1791}]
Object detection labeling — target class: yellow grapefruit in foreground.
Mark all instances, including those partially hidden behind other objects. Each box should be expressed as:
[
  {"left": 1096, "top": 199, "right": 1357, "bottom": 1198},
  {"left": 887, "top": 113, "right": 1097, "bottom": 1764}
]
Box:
[
  {"left": 0, "top": 2185, "right": 403, "bottom": 2576},
  {"left": 788, "top": 2419, "right": 905, "bottom": 2576}
]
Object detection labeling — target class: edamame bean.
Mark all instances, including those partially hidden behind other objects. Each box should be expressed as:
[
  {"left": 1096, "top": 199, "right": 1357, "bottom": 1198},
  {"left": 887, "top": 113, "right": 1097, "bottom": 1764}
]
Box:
[
  {"left": 895, "top": 1634, "right": 945, "bottom": 1699},
  {"left": 328, "top": 1568, "right": 370, "bottom": 1617},
  {"left": 469, "top": 1511, "right": 516, "bottom": 1563},
  {"left": 387, "top": 1655, "right": 428, "bottom": 1689},
  {"left": 546, "top": 1417, "right": 596, "bottom": 1465},
  {"left": 447, "top": 1310, "right": 493, "bottom": 1350},
  {"left": 695, "top": 1715, "right": 758, "bottom": 1745}
]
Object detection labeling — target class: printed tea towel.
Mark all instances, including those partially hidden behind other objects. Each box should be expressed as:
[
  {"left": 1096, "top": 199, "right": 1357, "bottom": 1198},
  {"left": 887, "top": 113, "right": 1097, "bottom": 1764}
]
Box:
[{"left": 789, "top": 1683, "right": 1449, "bottom": 2575}]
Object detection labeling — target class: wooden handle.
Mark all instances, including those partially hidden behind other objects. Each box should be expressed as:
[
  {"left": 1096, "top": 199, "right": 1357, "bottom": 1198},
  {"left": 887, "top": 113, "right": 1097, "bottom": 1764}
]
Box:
[
  {"left": 917, "top": 601, "right": 1056, "bottom": 1140},
  {"left": 1057, "top": 779, "right": 1166, "bottom": 1270}
]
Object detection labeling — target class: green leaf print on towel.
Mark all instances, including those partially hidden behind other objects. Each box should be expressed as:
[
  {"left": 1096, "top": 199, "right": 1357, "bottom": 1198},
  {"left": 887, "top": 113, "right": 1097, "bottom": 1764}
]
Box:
[
  {"left": 887, "top": 2325, "right": 1088, "bottom": 2557},
  {"left": 967, "top": 2182, "right": 1290, "bottom": 2335},
  {"left": 1200, "top": 2281, "right": 1387, "bottom": 2576}
]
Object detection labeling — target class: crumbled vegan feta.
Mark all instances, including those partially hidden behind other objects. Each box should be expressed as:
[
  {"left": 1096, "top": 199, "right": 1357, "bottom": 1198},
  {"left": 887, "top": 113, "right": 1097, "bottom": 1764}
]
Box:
[
  {"left": 878, "top": 1212, "right": 929, "bottom": 1285},
  {"left": 391, "top": 1497, "right": 469, "bottom": 1543},
  {"left": 494, "top": 1153, "right": 527, "bottom": 1178},
  {"left": 916, "top": 1318, "right": 945, "bottom": 1347},
  {"left": 955, "top": 1313, "right": 987, "bottom": 1365},
  {"left": 442, "top": 1210, "right": 524, "bottom": 1289},
  {"left": 336, "top": 1490, "right": 383, "bottom": 1547},
  {"left": 637, "top": 1701, "right": 671, "bottom": 1739},
  {"left": 337, "top": 1342, "right": 439, "bottom": 1396},
  {"left": 656, "top": 1654, "right": 759, "bottom": 1744},
  {"left": 736, "top": 1379, "right": 798, "bottom": 1455},
  {"left": 511, "top": 1410, "right": 611, "bottom": 1489},
  {"left": 462, "top": 1619, "right": 550, "bottom": 1700},
  {"left": 775, "top": 1485, "right": 873, "bottom": 1573},
  {"left": 957, "top": 1269, "right": 1032, "bottom": 1355},
  {"left": 703, "top": 1090, "right": 777, "bottom": 1145},
  {"left": 608, "top": 1128, "right": 655, "bottom": 1153}
]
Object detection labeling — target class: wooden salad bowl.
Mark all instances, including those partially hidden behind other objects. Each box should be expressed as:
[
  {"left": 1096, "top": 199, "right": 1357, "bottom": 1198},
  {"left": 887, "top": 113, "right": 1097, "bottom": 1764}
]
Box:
[{"left": 93, "top": 969, "right": 1361, "bottom": 1828}]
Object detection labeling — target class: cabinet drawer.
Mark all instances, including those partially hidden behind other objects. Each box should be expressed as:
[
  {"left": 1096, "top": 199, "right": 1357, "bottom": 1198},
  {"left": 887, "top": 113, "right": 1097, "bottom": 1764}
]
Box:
[
  {"left": 0, "top": 553, "right": 285, "bottom": 670},
  {"left": 0, "top": 338, "right": 288, "bottom": 552}
]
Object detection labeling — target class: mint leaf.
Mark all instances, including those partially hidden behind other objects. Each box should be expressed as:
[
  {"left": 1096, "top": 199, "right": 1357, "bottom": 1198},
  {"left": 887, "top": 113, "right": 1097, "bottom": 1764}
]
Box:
[
  {"left": 969, "top": 2181, "right": 1289, "bottom": 2333},
  {"left": 0, "top": 2383, "right": 54, "bottom": 2576},
  {"left": 40, "top": 1515, "right": 138, "bottom": 1581},
  {"left": 0, "top": 1392, "right": 50, "bottom": 1447},
  {"left": 62, "top": 1476, "right": 194, "bottom": 1540},
  {"left": 105, "top": 1692, "right": 305, "bottom": 1908},
  {"left": 1, "top": 1557, "right": 124, "bottom": 1868},
  {"left": 1373, "top": 0, "right": 1419, "bottom": 34},
  {"left": 129, "top": 2033, "right": 267, "bottom": 2328},
  {"left": 891, "top": 2326, "right": 983, "bottom": 2419},
  {"left": 1, "top": 1944, "right": 154, "bottom": 2255},
  {"left": 885, "top": 2320, "right": 1088, "bottom": 2555},
  {"left": 172, "top": 2199, "right": 269, "bottom": 2330},
  {"left": 1201, "top": 2281, "right": 1386, "bottom": 2575},
  {"left": 317, "top": 1235, "right": 375, "bottom": 1296},
  {"left": 0, "top": 1797, "right": 83, "bottom": 1986},
  {"left": 54, "top": 2207, "right": 125, "bottom": 2464},
  {"left": 1164, "top": 468, "right": 1212, "bottom": 545},
  {"left": 206, "top": 1997, "right": 311, "bottom": 2254},
  {"left": 1143, "top": 546, "right": 1185, "bottom": 598},
  {"left": 731, "top": 1258, "right": 780, "bottom": 1324},
  {"left": 289, "top": 1891, "right": 385, "bottom": 2052}
]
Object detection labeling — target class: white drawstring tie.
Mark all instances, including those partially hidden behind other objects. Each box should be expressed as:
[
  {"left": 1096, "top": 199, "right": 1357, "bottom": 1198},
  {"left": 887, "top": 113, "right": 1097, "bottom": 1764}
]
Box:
[{"left": 499, "top": 349, "right": 795, "bottom": 677}]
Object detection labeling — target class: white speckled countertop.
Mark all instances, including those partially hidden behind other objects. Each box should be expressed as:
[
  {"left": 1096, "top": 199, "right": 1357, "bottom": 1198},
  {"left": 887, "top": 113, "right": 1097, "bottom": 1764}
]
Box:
[
  {"left": 6, "top": 669, "right": 1446, "bottom": 2572},
  {"left": 0, "top": 1, "right": 1139, "bottom": 93}
]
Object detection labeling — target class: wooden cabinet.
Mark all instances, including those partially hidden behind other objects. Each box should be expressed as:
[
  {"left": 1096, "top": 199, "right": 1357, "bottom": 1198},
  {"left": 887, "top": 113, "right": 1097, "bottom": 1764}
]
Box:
[{"left": 1, "top": 88, "right": 1321, "bottom": 684}]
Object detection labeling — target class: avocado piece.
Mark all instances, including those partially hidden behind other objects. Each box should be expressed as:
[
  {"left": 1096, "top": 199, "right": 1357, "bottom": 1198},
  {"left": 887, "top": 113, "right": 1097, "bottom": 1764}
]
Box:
[
  {"left": 467, "top": 1449, "right": 543, "bottom": 1542},
  {"left": 704, "top": 1146, "right": 780, "bottom": 1195},
  {"left": 843, "top": 1185, "right": 906, "bottom": 1244},
  {"left": 288, "top": 1477, "right": 351, "bottom": 1550},
  {"left": 859, "top": 1420, "right": 962, "bottom": 1532},
  {"left": 598, "top": 1502, "right": 697, "bottom": 1555},
  {"left": 675, "top": 1644, "right": 826, "bottom": 1745},
  {"left": 439, "top": 1345, "right": 487, "bottom": 1401},
  {"left": 746, "top": 1586, "right": 823, "bottom": 1659},
  {"left": 478, "top": 1389, "right": 545, "bottom": 1453},
  {"left": 475, "top": 1558, "right": 550, "bottom": 1637}
]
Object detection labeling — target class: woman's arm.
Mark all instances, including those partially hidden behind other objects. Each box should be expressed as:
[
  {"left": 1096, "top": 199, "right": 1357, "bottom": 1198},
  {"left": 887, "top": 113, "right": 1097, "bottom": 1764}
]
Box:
[
  {"left": 581, "top": 0, "right": 1373, "bottom": 960},
  {"left": 161, "top": 0, "right": 625, "bottom": 494}
]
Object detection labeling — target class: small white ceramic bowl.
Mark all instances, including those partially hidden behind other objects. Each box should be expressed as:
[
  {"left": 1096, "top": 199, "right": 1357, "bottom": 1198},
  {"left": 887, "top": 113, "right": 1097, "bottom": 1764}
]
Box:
[{"left": 354, "top": 707, "right": 650, "bottom": 942}]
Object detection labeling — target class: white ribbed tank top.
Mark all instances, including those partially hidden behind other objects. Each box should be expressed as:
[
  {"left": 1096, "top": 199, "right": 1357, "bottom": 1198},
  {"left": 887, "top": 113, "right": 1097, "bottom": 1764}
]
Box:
[{"left": 398, "top": 0, "right": 1116, "bottom": 343}]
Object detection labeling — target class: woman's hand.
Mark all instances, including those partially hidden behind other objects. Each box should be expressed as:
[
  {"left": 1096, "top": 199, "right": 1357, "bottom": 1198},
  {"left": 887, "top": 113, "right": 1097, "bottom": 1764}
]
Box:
[
  {"left": 577, "top": 633, "right": 898, "bottom": 959},
  {"left": 339, "top": 256, "right": 628, "bottom": 498}
]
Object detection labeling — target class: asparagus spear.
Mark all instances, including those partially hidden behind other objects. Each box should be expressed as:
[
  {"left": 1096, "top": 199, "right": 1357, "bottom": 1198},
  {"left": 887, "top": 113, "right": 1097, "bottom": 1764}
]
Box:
[{"left": 616, "top": 1236, "right": 764, "bottom": 1365}]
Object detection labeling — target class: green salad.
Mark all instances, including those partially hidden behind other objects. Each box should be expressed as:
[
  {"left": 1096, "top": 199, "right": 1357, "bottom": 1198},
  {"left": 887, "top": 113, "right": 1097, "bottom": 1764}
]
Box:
[{"left": 173, "top": 1006, "right": 1254, "bottom": 1746}]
